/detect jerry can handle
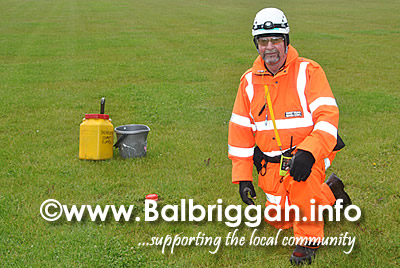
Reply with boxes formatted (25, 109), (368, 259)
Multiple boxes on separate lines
(100, 97), (105, 114)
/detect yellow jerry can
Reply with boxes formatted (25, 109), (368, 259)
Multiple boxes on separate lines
(79, 98), (113, 160)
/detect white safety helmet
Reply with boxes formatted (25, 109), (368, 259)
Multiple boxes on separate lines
(252, 8), (290, 50)
(252, 8), (289, 36)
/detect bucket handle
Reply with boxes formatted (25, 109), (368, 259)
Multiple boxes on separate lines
(114, 134), (128, 148)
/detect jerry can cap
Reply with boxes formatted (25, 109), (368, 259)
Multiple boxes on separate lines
(85, 114), (109, 119)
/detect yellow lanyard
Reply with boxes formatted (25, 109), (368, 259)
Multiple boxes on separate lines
(264, 84), (283, 151)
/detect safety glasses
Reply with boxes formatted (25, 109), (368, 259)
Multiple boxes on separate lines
(257, 37), (284, 46)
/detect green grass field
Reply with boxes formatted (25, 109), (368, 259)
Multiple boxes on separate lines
(0, 0), (399, 266)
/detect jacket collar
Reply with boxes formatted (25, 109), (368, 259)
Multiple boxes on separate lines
(252, 45), (299, 77)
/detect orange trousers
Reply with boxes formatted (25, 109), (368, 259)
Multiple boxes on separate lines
(258, 155), (336, 240)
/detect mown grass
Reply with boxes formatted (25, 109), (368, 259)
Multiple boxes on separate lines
(0, 0), (399, 266)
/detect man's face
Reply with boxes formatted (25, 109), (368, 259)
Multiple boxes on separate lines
(257, 36), (287, 68)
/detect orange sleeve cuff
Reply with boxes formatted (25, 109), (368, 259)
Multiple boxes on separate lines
(231, 158), (254, 183)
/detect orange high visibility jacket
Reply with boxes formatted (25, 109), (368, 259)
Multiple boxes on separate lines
(228, 45), (339, 183)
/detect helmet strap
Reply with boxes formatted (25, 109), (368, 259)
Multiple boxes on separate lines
(253, 37), (259, 51)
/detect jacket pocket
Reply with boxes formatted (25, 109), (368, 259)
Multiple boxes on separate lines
(257, 163), (281, 194)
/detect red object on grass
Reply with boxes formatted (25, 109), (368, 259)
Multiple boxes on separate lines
(145, 194), (159, 201)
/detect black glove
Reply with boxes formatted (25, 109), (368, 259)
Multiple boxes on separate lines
(253, 146), (266, 174)
(239, 181), (256, 205)
(289, 150), (315, 182)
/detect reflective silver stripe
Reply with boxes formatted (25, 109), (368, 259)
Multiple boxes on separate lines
(314, 121), (337, 139)
(230, 113), (256, 131)
(309, 97), (337, 114)
(228, 145), (254, 157)
(245, 72), (254, 103)
(324, 157), (331, 170)
(297, 62), (313, 126)
(263, 150), (282, 157)
(244, 72), (255, 124)
(230, 113), (252, 127)
(254, 117), (313, 131)
(249, 112), (255, 130)
(265, 193), (281, 205)
(265, 193), (289, 206)
(262, 147), (294, 157)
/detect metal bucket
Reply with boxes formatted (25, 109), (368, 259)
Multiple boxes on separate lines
(114, 124), (150, 158)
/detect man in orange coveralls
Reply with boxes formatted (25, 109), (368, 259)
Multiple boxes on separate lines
(228, 7), (352, 265)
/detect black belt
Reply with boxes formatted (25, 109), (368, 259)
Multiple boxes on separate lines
(263, 147), (294, 164)
(264, 155), (281, 163)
